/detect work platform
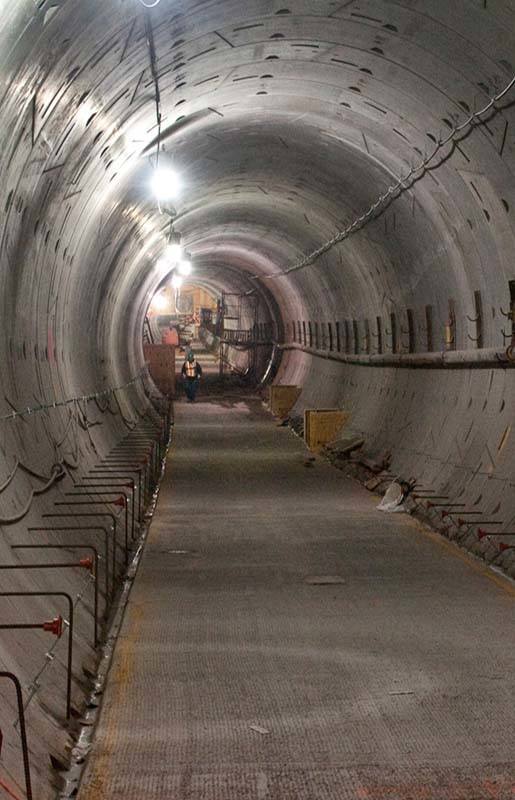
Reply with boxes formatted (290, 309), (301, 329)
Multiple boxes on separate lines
(79, 391), (515, 799)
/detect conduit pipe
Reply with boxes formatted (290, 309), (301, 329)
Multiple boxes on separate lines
(280, 343), (515, 369)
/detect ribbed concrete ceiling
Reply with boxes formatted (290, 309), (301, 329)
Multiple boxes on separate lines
(2, 0), (514, 412)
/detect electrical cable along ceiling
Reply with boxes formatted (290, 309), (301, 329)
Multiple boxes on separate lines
(0, 1), (515, 795)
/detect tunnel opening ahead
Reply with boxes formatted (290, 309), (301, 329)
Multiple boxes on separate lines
(0, 1), (515, 797)
(144, 276), (278, 391)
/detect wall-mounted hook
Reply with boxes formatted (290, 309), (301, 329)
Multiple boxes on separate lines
(443, 321), (455, 349)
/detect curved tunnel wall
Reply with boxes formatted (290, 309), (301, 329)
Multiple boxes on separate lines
(0, 0), (515, 795)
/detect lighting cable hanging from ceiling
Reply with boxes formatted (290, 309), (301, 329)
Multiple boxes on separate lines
(249, 74), (515, 285)
(143, 6), (164, 204)
(144, 5), (182, 235)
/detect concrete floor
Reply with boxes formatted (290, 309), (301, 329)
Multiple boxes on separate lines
(79, 376), (515, 799)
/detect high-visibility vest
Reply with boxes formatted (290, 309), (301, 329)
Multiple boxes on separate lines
(184, 361), (197, 378)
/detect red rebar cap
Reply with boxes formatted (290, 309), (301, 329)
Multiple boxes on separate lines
(499, 543), (512, 552)
(79, 556), (94, 570)
(478, 529), (489, 540)
(112, 496), (126, 508)
(43, 616), (63, 636)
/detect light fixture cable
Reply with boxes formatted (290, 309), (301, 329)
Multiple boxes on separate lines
(143, 5), (163, 210)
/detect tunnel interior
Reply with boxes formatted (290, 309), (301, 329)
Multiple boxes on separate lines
(0, 0), (515, 796)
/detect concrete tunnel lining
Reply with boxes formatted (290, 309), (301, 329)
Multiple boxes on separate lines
(0, 0), (514, 796)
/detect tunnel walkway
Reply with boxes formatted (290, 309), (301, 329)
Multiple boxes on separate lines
(79, 392), (515, 799)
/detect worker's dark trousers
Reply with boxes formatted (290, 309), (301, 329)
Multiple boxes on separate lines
(184, 378), (199, 402)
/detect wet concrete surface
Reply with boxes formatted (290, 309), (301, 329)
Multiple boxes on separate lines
(79, 370), (515, 799)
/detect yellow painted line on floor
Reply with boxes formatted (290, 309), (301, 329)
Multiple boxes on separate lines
(316, 464), (514, 601)
(404, 515), (515, 601)
(80, 605), (143, 799)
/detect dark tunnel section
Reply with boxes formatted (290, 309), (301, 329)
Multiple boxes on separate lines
(0, 0), (515, 795)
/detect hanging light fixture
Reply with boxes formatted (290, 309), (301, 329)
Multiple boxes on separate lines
(178, 259), (192, 277)
(165, 227), (183, 262)
(150, 167), (181, 201)
(164, 243), (183, 262)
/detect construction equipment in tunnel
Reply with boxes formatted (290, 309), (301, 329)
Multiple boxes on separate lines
(0, 591), (72, 720)
(98, 458), (152, 499)
(0, 581), (80, 721)
(53, 498), (129, 565)
(10, 546), (100, 646)
(143, 343), (175, 396)
(43, 511), (122, 581)
(218, 290), (260, 380)
(268, 385), (301, 418)
(68, 483), (136, 540)
(304, 409), (350, 451)
(93, 463), (150, 512)
(0, 616), (63, 636)
(0, 672), (33, 800)
(91, 444), (161, 509)
(110, 431), (165, 467)
(74, 480), (139, 525)
(88, 468), (145, 523)
(29, 526), (112, 605)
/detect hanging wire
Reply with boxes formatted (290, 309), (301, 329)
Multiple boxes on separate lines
(249, 74), (515, 284)
(143, 8), (162, 169)
(0, 366), (148, 423)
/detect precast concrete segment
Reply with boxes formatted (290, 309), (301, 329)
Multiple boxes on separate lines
(79, 399), (515, 800)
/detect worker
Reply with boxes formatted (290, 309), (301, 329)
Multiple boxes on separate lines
(162, 323), (179, 346)
(181, 350), (202, 402)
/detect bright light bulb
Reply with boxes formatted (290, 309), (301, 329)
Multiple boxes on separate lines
(171, 273), (183, 289)
(155, 256), (172, 277)
(150, 167), (181, 201)
(151, 292), (167, 311)
(178, 259), (192, 277)
(164, 243), (183, 262)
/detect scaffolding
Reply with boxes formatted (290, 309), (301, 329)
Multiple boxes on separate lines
(218, 292), (259, 379)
